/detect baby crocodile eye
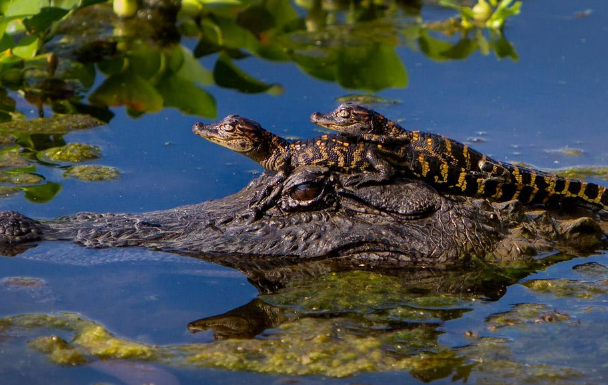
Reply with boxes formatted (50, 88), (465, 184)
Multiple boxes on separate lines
(338, 109), (351, 119)
(290, 182), (323, 201)
(222, 124), (236, 132)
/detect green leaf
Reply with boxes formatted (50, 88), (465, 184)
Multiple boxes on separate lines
(492, 32), (518, 60)
(4, 0), (46, 17)
(177, 47), (213, 85)
(50, 0), (81, 9)
(440, 37), (478, 60)
(418, 32), (454, 62)
(336, 44), (407, 91)
(214, 16), (260, 52)
(156, 74), (216, 117)
(23, 7), (69, 35)
(5, 165), (36, 174)
(126, 44), (162, 80)
(88, 72), (164, 113)
(21, 182), (61, 203)
(213, 54), (281, 93)
(12, 35), (40, 59)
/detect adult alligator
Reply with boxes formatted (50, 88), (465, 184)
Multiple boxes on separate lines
(0, 165), (604, 285)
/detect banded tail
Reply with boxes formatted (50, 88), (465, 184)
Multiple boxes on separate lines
(410, 154), (608, 210)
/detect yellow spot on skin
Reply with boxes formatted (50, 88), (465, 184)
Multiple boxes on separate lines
(457, 171), (467, 191)
(412, 132), (420, 142)
(546, 177), (557, 194)
(562, 178), (571, 197)
(578, 182), (589, 199)
(512, 183), (525, 200)
(493, 183), (504, 199)
(512, 166), (522, 184)
(529, 172), (537, 187)
(594, 186), (607, 204)
(441, 162), (449, 183)
(528, 186), (539, 203)
(377, 144), (382, 149)
(343, 142), (349, 147)
(463, 146), (471, 169)
(477, 180), (486, 195)
(321, 135), (328, 140)
(419, 154), (430, 177)
(445, 139), (453, 157)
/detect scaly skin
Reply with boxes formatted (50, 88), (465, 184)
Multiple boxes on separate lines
(192, 115), (395, 188)
(0, 167), (604, 281)
(311, 103), (608, 210)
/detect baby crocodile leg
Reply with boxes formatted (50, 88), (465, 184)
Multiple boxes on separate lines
(344, 149), (395, 187)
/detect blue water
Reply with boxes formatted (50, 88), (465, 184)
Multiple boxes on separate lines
(1, 0), (608, 384)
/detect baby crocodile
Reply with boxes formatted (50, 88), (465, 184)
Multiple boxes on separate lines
(192, 115), (402, 210)
(311, 103), (608, 210)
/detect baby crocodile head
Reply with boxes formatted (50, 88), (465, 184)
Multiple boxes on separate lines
(192, 115), (270, 154)
(310, 103), (379, 135)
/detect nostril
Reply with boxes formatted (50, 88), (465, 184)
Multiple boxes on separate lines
(310, 112), (322, 122)
(192, 122), (204, 133)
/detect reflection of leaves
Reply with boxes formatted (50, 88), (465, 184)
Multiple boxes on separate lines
(23, 7), (69, 35)
(213, 54), (282, 94)
(169, 46), (213, 86)
(89, 72), (163, 113)
(21, 182), (61, 203)
(157, 75), (216, 117)
(337, 44), (408, 91)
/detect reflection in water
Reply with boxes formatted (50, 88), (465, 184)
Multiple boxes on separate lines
(2, 256), (608, 381)
(0, 0), (521, 201)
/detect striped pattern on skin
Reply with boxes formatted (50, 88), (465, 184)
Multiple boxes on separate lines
(311, 105), (608, 210)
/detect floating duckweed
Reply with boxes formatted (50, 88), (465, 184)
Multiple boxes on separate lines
(38, 143), (102, 163)
(0, 114), (104, 135)
(523, 279), (608, 299)
(64, 165), (120, 181)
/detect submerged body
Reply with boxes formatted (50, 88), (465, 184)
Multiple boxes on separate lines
(311, 103), (608, 210)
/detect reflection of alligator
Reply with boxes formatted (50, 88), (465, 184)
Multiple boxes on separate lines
(0, 166), (604, 290)
(311, 103), (608, 210)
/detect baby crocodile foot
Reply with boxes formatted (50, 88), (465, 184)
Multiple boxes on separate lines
(0, 211), (42, 243)
(344, 172), (390, 187)
(478, 160), (513, 182)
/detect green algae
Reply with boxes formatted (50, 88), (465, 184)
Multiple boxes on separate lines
(38, 143), (102, 163)
(544, 147), (584, 157)
(28, 336), (87, 365)
(335, 94), (401, 105)
(262, 271), (474, 315)
(555, 166), (608, 181)
(486, 303), (570, 330)
(523, 278), (608, 299)
(572, 262), (608, 278)
(63, 165), (120, 181)
(1, 312), (460, 377)
(0, 115), (104, 135)
(0, 170), (44, 185)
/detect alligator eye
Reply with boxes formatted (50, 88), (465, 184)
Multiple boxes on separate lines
(222, 124), (236, 132)
(338, 109), (351, 119)
(290, 182), (323, 201)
